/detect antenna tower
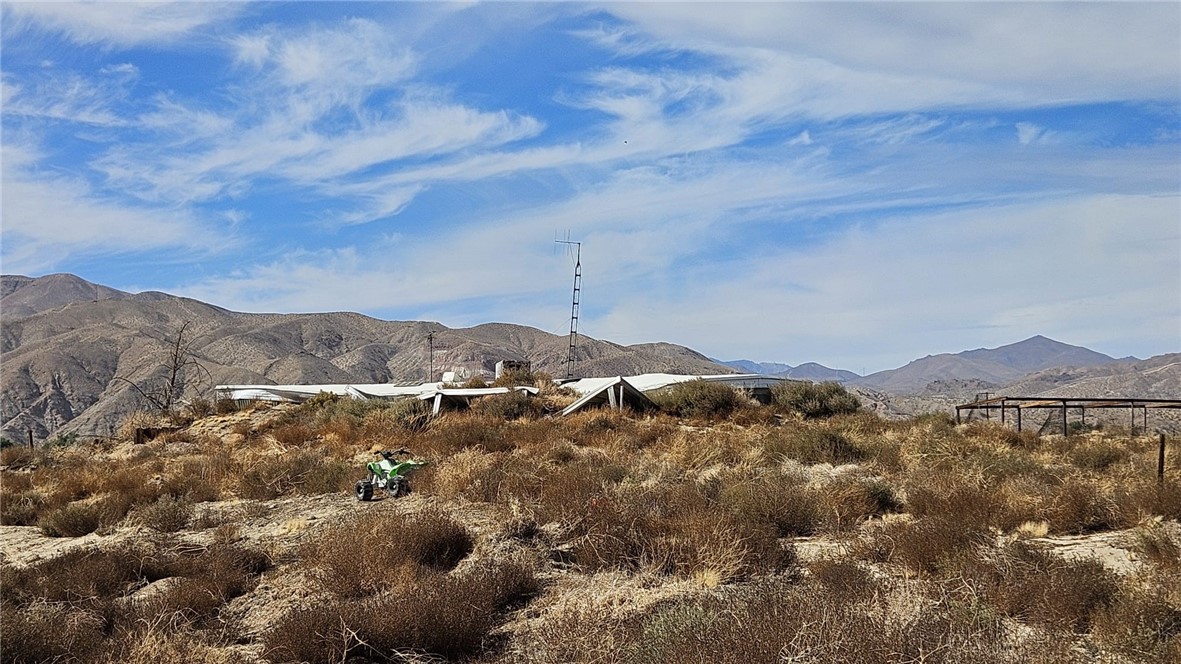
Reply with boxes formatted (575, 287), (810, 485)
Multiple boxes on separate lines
(555, 239), (582, 380)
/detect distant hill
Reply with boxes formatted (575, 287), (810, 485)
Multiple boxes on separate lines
(718, 359), (859, 382)
(852, 336), (1124, 395)
(862, 353), (1181, 431)
(0, 274), (734, 443)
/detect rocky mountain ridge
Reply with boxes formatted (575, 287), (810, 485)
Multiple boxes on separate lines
(0, 274), (732, 442)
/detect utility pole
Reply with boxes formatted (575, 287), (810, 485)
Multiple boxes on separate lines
(556, 239), (582, 380)
(427, 331), (435, 383)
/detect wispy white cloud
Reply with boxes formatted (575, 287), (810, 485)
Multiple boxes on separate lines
(3, 2), (240, 47)
(1, 67), (133, 126)
(590, 194), (1181, 371)
(0, 142), (232, 274)
(605, 3), (1181, 104)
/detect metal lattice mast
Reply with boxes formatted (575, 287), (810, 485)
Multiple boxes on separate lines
(556, 240), (581, 380)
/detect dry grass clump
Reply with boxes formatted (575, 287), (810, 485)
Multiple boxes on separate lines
(1091, 576), (1181, 661)
(721, 472), (822, 536)
(763, 426), (865, 464)
(266, 558), (541, 664)
(471, 390), (545, 420)
(650, 380), (749, 420)
(132, 494), (194, 532)
(37, 501), (104, 537)
(771, 380), (862, 419)
(960, 541), (1120, 632)
(562, 482), (797, 582)
(303, 505), (474, 599)
(1, 537), (272, 663)
(235, 449), (351, 500)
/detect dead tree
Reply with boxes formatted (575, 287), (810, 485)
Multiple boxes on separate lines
(114, 321), (213, 418)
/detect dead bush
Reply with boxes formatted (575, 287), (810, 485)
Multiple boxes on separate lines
(2, 546), (140, 606)
(858, 516), (986, 576)
(421, 415), (511, 455)
(0, 602), (108, 664)
(763, 427), (864, 465)
(471, 390), (543, 420)
(270, 422), (315, 447)
(1092, 584), (1181, 660)
(133, 494), (193, 532)
(1, 487), (47, 526)
(652, 380), (746, 420)
(566, 483), (796, 580)
(38, 501), (103, 537)
(721, 474), (821, 536)
(265, 560), (541, 663)
(807, 557), (879, 599)
(305, 507), (473, 599)
(1046, 474), (1120, 533)
(964, 540), (1119, 632)
(816, 477), (899, 532)
(772, 381), (861, 419)
(236, 450), (351, 499)
(1068, 439), (1130, 471)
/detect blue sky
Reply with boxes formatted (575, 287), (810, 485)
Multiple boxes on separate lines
(2, 1), (1179, 373)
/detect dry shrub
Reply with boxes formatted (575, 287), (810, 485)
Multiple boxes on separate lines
(1120, 479), (1181, 522)
(421, 415), (511, 455)
(38, 501), (103, 537)
(361, 397), (432, 435)
(721, 474), (821, 536)
(963, 540), (1119, 632)
(304, 506), (473, 598)
(2, 546), (140, 605)
(1, 445), (36, 468)
(471, 390), (544, 420)
(1092, 584), (1181, 660)
(137, 543), (272, 628)
(1046, 474), (1120, 533)
(236, 450), (351, 499)
(905, 476), (1006, 531)
(807, 557), (879, 599)
(160, 458), (226, 503)
(763, 426), (864, 465)
(1, 487), (47, 526)
(99, 627), (253, 664)
(270, 422), (315, 447)
(1068, 439), (1131, 471)
(652, 380), (746, 420)
(858, 516), (986, 576)
(117, 410), (164, 442)
(1133, 523), (1181, 568)
(0, 602), (108, 664)
(566, 483), (796, 580)
(265, 560), (540, 663)
(771, 381), (861, 419)
(133, 494), (193, 532)
(815, 477), (900, 532)
(618, 577), (1016, 664)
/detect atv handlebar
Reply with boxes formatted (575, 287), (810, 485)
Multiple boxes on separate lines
(378, 448), (411, 459)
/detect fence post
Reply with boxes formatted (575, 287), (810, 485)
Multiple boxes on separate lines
(1159, 432), (1167, 484)
(27, 428), (33, 451)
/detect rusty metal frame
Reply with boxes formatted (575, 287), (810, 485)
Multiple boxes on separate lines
(955, 396), (1181, 435)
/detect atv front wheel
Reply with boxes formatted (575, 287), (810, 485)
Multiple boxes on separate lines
(355, 480), (374, 501)
(388, 477), (411, 498)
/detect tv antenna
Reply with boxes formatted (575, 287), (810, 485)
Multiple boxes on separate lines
(555, 237), (582, 380)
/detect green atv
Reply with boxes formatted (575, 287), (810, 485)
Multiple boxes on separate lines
(355, 448), (428, 501)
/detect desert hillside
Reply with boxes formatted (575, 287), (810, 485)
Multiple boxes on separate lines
(0, 274), (732, 443)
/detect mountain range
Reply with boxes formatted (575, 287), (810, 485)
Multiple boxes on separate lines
(0, 274), (731, 442)
(1, 273), (1177, 443)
